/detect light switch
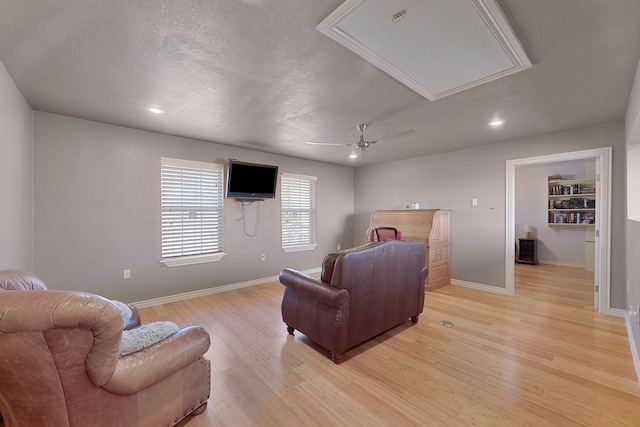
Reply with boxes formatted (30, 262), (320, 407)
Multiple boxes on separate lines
(472, 198), (478, 206)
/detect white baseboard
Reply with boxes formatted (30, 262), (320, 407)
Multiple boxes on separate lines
(625, 313), (640, 389)
(450, 279), (512, 295)
(605, 308), (626, 318)
(132, 267), (322, 308)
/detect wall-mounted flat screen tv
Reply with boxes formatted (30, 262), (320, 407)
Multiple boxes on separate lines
(226, 159), (279, 199)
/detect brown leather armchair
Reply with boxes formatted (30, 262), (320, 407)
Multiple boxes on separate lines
(0, 274), (211, 426)
(280, 240), (428, 363)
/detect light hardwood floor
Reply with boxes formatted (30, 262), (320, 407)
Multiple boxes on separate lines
(139, 264), (640, 427)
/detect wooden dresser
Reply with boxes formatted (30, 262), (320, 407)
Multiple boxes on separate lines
(366, 209), (450, 291)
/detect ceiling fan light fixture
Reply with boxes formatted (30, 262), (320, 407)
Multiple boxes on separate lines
(305, 123), (414, 156)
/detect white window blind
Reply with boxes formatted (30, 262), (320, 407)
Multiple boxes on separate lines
(281, 173), (317, 252)
(161, 158), (225, 266)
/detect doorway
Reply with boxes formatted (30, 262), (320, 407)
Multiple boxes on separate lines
(505, 148), (612, 313)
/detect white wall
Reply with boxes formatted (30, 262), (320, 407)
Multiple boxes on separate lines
(354, 121), (627, 309)
(0, 60), (33, 270)
(515, 160), (594, 267)
(33, 112), (354, 302)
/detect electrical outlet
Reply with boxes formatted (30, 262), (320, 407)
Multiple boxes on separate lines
(123, 269), (131, 279)
(261, 254), (266, 261)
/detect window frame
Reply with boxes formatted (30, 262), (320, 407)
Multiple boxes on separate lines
(160, 157), (226, 267)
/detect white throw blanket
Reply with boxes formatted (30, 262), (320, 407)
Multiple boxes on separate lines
(119, 321), (180, 357)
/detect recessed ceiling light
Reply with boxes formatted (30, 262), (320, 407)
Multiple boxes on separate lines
(146, 106), (165, 115)
(488, 120), (505, 126)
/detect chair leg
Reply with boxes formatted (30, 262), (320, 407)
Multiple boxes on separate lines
(411, 315), (419, 323)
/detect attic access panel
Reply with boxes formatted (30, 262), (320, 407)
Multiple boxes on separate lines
(317, 0), (531, 101)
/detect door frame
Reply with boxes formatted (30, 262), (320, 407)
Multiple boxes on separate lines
(505, 147), (612, 313)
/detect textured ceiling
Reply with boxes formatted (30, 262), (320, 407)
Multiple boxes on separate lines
(0, 0), (639, 167)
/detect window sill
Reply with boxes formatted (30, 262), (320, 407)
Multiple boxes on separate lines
(282, 244), (317, 253)
(161, 252), (226, 267)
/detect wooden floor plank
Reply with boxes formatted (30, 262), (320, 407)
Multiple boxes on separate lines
(144, 264), (640, 427)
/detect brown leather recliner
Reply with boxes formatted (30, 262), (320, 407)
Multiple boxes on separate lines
(0, 272), (211, 427)
(280, 240), (428, 363)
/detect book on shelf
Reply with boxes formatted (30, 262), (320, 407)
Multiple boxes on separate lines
(548, 212), (593, 224)
(555, 213), (568, 224)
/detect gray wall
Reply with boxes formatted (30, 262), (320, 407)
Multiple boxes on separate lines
(515, 160), (594, 266)
(33, 112), (354, 302)
(2, 52), (631, 315)
(0, 60), (33, 270)
(354, 121), (627, 309)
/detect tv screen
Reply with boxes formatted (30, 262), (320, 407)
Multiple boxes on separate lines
(226, 159), (279, 199)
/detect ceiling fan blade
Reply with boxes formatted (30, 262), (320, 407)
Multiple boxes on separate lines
(369, 128), (416, 145)
(305, 141), (353, 147)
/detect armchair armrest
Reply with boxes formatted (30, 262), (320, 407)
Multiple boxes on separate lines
(0, 290), (124, 386)
(102, 326), (210, 395)
(279, 268), (349, 309)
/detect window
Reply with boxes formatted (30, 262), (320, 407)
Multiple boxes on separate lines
(160, 158), (225, 267)
(281, 173), (317, 252)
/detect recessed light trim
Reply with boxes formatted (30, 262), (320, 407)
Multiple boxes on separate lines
(146, 106), (165, 115)
(489, 120), (505, 126)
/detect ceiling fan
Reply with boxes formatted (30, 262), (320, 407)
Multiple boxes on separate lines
(306, 124), (415, 156)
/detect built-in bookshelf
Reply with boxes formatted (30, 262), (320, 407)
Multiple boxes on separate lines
(548, 177), (596, 226)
